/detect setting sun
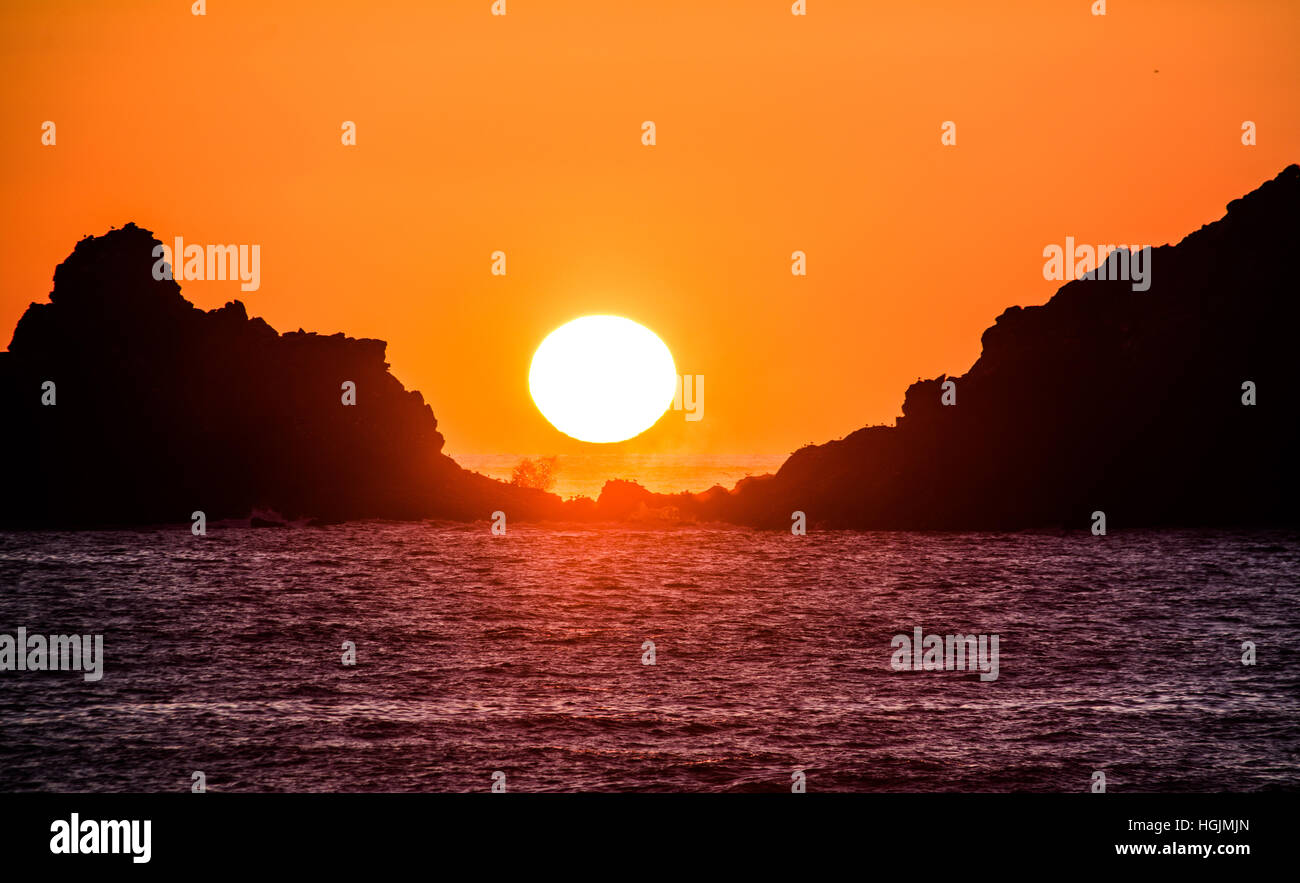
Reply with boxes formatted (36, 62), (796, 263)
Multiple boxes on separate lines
(528, 315), (677, 444)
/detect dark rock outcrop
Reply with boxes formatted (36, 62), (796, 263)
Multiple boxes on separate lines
(0, 223), (573, 527)
(614, 165), (1300, 529)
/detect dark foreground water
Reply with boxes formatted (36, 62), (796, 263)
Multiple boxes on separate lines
(0, 525), (1296, 792)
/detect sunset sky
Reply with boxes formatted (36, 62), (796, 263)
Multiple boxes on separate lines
(1, 0), (1296, 457)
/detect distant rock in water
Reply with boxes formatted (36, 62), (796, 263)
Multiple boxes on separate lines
(616, 165), (1300, 529)
(0, 223), (572, 527)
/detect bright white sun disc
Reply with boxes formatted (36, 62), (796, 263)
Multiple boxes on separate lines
(529, 315), (677, 444)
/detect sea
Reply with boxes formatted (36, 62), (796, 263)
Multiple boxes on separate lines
(1, 520), (1296, 792)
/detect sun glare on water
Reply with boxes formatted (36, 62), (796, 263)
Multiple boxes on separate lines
(529, 315), (677, 444)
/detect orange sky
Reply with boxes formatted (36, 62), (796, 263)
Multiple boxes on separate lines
(2, 0), (1297, 457)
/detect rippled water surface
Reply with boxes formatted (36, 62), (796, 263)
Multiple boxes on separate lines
(1, 525), (1297, 792)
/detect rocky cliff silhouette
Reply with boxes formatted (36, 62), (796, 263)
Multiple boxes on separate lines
(0, 223), (575, 527)
(3, 166), (1296, 530)
(607, 165), (1300, 529)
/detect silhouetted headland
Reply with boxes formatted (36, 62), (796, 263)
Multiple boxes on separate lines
(621, 165), (1299, 529)
(0, 224), (578, 527)
(2, 166), (1296, 529)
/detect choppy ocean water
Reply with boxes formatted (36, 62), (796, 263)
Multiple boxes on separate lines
(0, 524), (1296, 792)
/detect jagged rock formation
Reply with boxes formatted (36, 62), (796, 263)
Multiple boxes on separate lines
(4, 166), (1296, 530)
(0, 223), (572, 527)
(613, 165), (1300, 529)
